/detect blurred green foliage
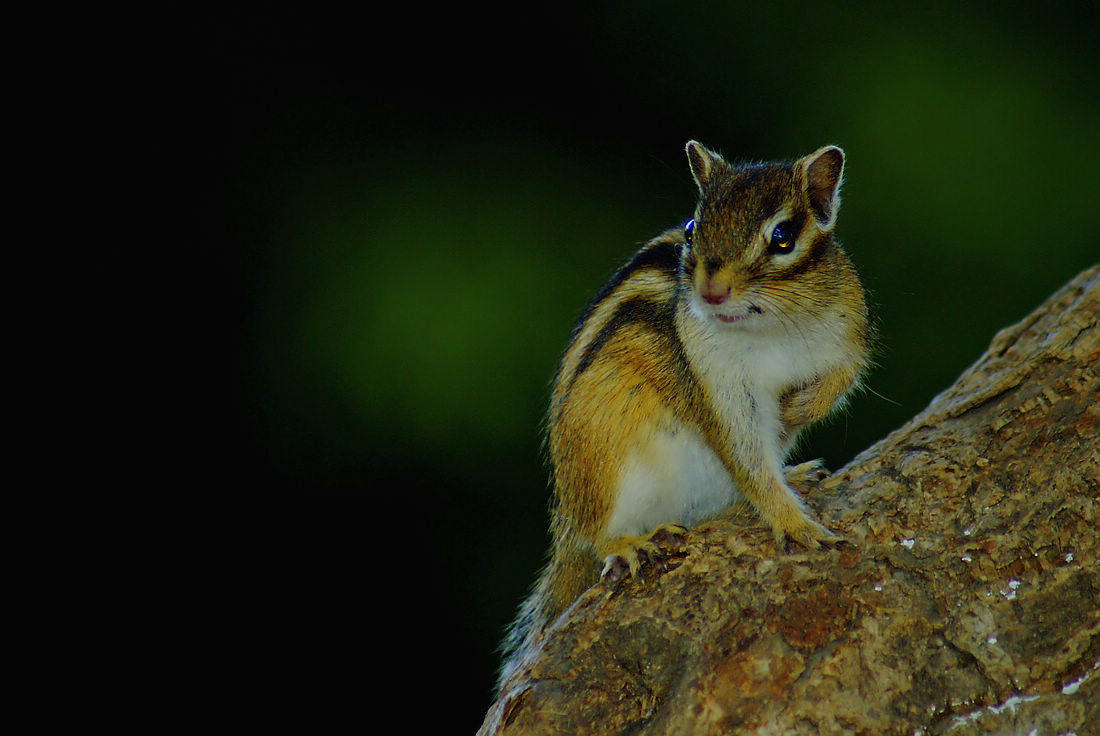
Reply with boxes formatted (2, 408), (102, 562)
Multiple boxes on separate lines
(227, 1), (1098, 726)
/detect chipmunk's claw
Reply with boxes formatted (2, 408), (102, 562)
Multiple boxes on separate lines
(601, 554), (630, 583)
(784, 459), (830, 485)
(600, 523), (688, 582)
(774, 517), (842, 553)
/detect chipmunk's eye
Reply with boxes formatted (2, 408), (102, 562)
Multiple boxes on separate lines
(684, 219), (695, 246)
(767, 221), (795, 255)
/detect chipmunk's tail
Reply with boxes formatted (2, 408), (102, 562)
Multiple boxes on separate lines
(497, 571), (550, 690)
(497, 529), (598, 691)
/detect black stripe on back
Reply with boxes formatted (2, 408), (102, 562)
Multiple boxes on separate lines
(570, 239), (682, 339)
(569, 295), (676, 391)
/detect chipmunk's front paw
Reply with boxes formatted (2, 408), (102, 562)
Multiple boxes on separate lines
(600, 523), (688, 583)
(773, 513), (841, 552)
(784, 459), (830, 485)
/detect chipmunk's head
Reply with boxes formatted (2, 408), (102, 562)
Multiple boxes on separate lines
(680, 140), (847, 331)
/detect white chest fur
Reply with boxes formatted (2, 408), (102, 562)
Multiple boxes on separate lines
(603, 305), (851, 541)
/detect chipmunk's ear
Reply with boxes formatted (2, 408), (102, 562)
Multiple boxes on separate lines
(686, 140), (728, 190)
(800, 145), (845, 229)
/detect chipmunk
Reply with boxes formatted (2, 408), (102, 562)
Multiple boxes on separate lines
(498, 141), (871, 688)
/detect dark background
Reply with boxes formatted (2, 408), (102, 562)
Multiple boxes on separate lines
(180, 2), (1096, 731)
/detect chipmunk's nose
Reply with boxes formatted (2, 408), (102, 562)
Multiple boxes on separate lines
(701, 279), (730, 305)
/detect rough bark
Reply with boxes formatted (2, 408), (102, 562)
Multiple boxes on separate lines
(479, 265), (1099, 736)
